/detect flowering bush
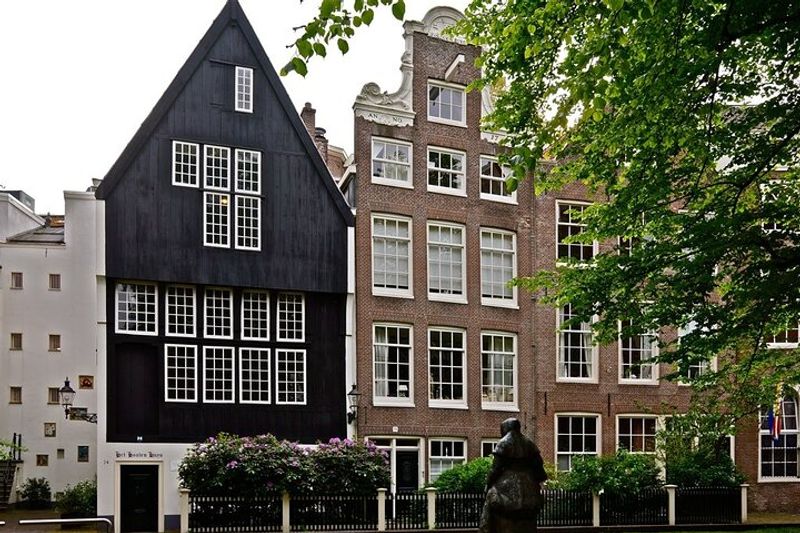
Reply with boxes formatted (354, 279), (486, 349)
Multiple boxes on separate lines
(179, 434), (389, 496)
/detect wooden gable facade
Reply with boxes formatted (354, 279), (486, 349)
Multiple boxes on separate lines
(96, 0), (353, 443)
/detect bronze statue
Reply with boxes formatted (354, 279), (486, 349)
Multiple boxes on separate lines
(480, 418), (547, 533)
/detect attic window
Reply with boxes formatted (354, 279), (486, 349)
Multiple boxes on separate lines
(235, 66), (253, 113)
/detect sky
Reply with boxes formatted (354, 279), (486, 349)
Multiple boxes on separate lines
(0, 0), (469, 214)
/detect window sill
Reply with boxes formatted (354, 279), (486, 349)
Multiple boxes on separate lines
(481, 403), (519, 413)
(373, 289), (414, 299)
(428, 294), (467, 305)
(429, 401), (468, 410)
(373, 400), (415, 408)
(756, 477), (800, 484)
(481, 298), (518, 309)
(618, 379), (659, 386)
(556, 377), (599, 384)
(371, 178), (414, 189)
(9, 287), (22, 290)
(427, 186), (467, 197)
(428, 116), (467, 128)
(479, 194), (517, 205)
(172, 180), (199, 189)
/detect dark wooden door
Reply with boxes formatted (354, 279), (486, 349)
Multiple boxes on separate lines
(120, 465), (158, 532)
(395, 451), (419, 492)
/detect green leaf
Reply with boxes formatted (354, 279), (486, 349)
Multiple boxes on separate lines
(337, 38), (350, 54)
(354, 0), (364, 11)
(353, 16), (362, 27)
(296, 39), (313, 59)
(391, 0), (405, 20)
(592, 110), (604, 122)
(279, 60), (294, 76)
(362, 8), (374, 25)
(604, 0), (624, 10)
(313, 43), (327, 57)
(291, 57), (308, 77)
(320, 0), (339, 18)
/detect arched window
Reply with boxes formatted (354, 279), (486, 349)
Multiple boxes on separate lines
(759, 395), (798, 479)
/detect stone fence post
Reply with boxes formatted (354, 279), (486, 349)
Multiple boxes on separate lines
(281, 491), (291, 533)
(377, 488), (387, 531)
(425, 487), (437, 530)
(665, 485), (677, 526)
(179, 488), (190, 533)
(740, 484), (749, 523)
(592, 492), (600, 527)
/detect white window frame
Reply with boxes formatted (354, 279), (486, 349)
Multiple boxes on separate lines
(479, 156), (517, 204)
(426, 146), (466, 196)
(371, 214), (413, 298)
(171, 140), (199, 188)
(427, 80), (466, 127)
(480, 228), (518, 308)
(481, 440), (499, 457)
(241, 290), (270, 341)
(115, 282), (158, 336)
(203, 346), (235, 404)
(239, 347), (271, 405)
(427, 221), (467, 304)
(165, 285), (196, 338)
(371, 137), (413, 188)
(203, 288), (233, 340)
(203, 192), (230, 248)
(556, 200), (598, 263)
(428, 438), (467, 482)
(204, 145), (231, 191)
(618, 321), (659, 385)
(480, 331), (519, 412)
(758, 394), (799, 482)
(557, 304), (598, 383)
(276, 348), (307, 405)
(555, 413), (601, 472)
(428, 327), (467, 409)
(766, 322), (800, 349)
(164, 344), (198, 403)
(373, 323), (414, 407)
(677, 321), (718, 384)
(234, 195), (261, 251)
(277, 293), (305, 342)
(235, 66), (253, 113)
(234, 149), (261, 194)
(616, 414), (660, 454)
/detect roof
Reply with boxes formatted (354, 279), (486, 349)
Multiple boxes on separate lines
(95, 0), (353, 226)
(7, 224), (65, 245)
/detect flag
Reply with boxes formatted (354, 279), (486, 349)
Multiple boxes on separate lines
(768, 385), (783, 443)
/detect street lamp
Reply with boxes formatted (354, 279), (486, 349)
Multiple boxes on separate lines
(346, 384), (361, 424)
(58, 378), (97, 424)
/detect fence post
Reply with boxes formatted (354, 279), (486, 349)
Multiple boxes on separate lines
(425, 487), (437, 530)
(740, 484), (749, 523)
(377, 488), (387, 532)
(592, 492), (600, 527)
(665, 484), (677, 526)
(281, 491), (290, 533)
(179, 488), (190, 533)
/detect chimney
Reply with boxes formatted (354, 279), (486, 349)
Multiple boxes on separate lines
(314, 127), (329, 165)
(300, 102), (316, 139)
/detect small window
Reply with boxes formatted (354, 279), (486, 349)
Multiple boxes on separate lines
(77, 446), (89, 463)
(481, 331), (517, 409)
(427, 222), (466, 302)
(371, 138), (412, 187)
(277, 293), (305, 342)
(558, 304), (595, 381)
(235, 149), (261, 194)
(47, 387), (60, 405)
(204, 288), (233, 339)
(10, 272), (23, 289)
(44, 423), (56, 438)
(557, 202), (596, 262)
(10, 387), (22, 404)
(429, 439), (466, 482)
(172, 141), (199, 187)
(276, 349), (306, 404)
(56, 449), (65, 460)
(204, 145), (231, 191)
(48, 334), (61, 352)
(242, 291), (269, 340)
(203, 346), (235, 403)
(481, 440), (499, 457)
(618, 416), (658, 453)
(166, 286), (196, 337)
(10, 333), (22, 351)
(556, 415), (599, 471)
(48, 274), (61, 291)
(36, 454), (48, 467)
(204, 192), (230, 248)
(767, 323), (800, 348)
(235, 66), (253, 113)
(480, 228), (517, 306)
(428, 82), (465, 126)
(115, 282), (157, 335)
(235, 195), (261, 251)
(427, 147), (466, 195)
(372, 214), (412, 297)
(165, 344), (198, 403)
(480, 157), (515, 203)
(428, 328), (466, 407)
(240, 348), (271, 404)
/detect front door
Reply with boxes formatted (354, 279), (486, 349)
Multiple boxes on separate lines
(395, 451), (419, 492)
(120, 465), (158, 532)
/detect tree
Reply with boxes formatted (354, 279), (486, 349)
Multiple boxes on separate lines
(292, 0), (800, 419)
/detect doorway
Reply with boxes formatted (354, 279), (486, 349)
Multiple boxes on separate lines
(120, 465), (158, 532)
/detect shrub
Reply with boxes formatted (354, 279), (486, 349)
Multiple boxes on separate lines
(18, 478), (51, 507)
(564, 450), (661, 495)
(666, 447), (744, 487)
(55, 480), (97, 517)
(311, 438), (390, 494)
(432, 457), (491, 493)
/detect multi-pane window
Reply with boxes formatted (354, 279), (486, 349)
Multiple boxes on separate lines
(687, 360), (711, 380)
(372, 215), (412, 296)
(481, 440), (499, 457)
(276, 349), (306, 404)
(116, 283), (157, 335)
(240, 348), (271, 404)
(558, 304), (594, 380)
(9, 387), (21, 404)
(373, 324), (412, 403)
(166, 286), (196, 337)
(480, 157), (515, 202)
(48, 274), (61, 291)
(767, 323), (800, 347)
(427, 222), (465, 301)
(556, 415), (599, 471)
(429, 440), (466, 482)
(557, 202), (595, 261)
(427, 148), (466, 194)
(204, 288), (233, 339)
(618, 416), (658, 453)
(10, 272), (23, 289)
(48, 334), (61, 352)
(372, 138), (412, 186)
(235, 149), (261, 194)
(277, 293), (305, 342)
(172, 141), (199, 187)
(481, 332), (516, 408)
(204, 192), (230, 248)
(235, 195), (261, 250)
(10, 333), (22, 351)
(203, 346), (235, 403)
(241, 291), (269, 340)
(165, 344), (197, 402)
(480, 229), (516, 305)
(760, 396), (798, 478)
(619, 320), (658, 382)
(204, 145), (230, 190)
(428, 328), (465, 406)
(428, 83), (465, 125)
(48, 387), (59, 405)
(235, 66), (253, 113)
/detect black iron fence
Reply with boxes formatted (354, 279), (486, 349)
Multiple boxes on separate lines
(435, 492), (483, 528)
(539, 488), (593, 527)
(385, 492), (427, 530)
(600, 487), (668, 525)
(676, 486), (741, 524)
(290, 494), (377, 531)
(189, 494), (281, 532)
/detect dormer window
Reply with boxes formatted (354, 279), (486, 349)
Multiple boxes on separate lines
(428, 81), (465, 126)
(235, 66), (253, 113)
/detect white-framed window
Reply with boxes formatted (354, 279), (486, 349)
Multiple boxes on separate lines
(427, 222), (466, 303)
(204, 145), (230, 191)
(558, 304), (595, 381)
(619, 320), (658, 383)
(617, 415), (658, 453)
(428, 81), (465, 126)
(480, 156), (516, 203)
(10, 272), (22, 289)
(276, 349), (306, 404)
(557, 201), (596, 262)
(556, 414), (600, 471)
(172, 141), (199, 187)
(759, 396), (798, 480)
(166, 285), (196, 337)
(767, 323), (800, 348)
(204, 288), (233, 339)
(373, 323), (413, 405)
(481, 440), (499, 457)
(115, 282), (157, 335)
(481, 331), (517, 410)
(427, 147), (466, 195)
(277, 293), (305, 342)
(203, 346), (235, 403)
(164, 344), (197, 402)
(241, 290), (269, 341)
(235, 66), (253, 113)
(204, 192), (230, 248)
(234, 149), (261, 195)
(480, 228), (517, 307)
(48, 274), (61, 291)
(240, 348), (271, 404)
(428, 328), (466, 408)
(235, 195), (261, 251)
(372, 214), (412, 297)
(371, 138), (412, 187)
(429, 439), (466, 482)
